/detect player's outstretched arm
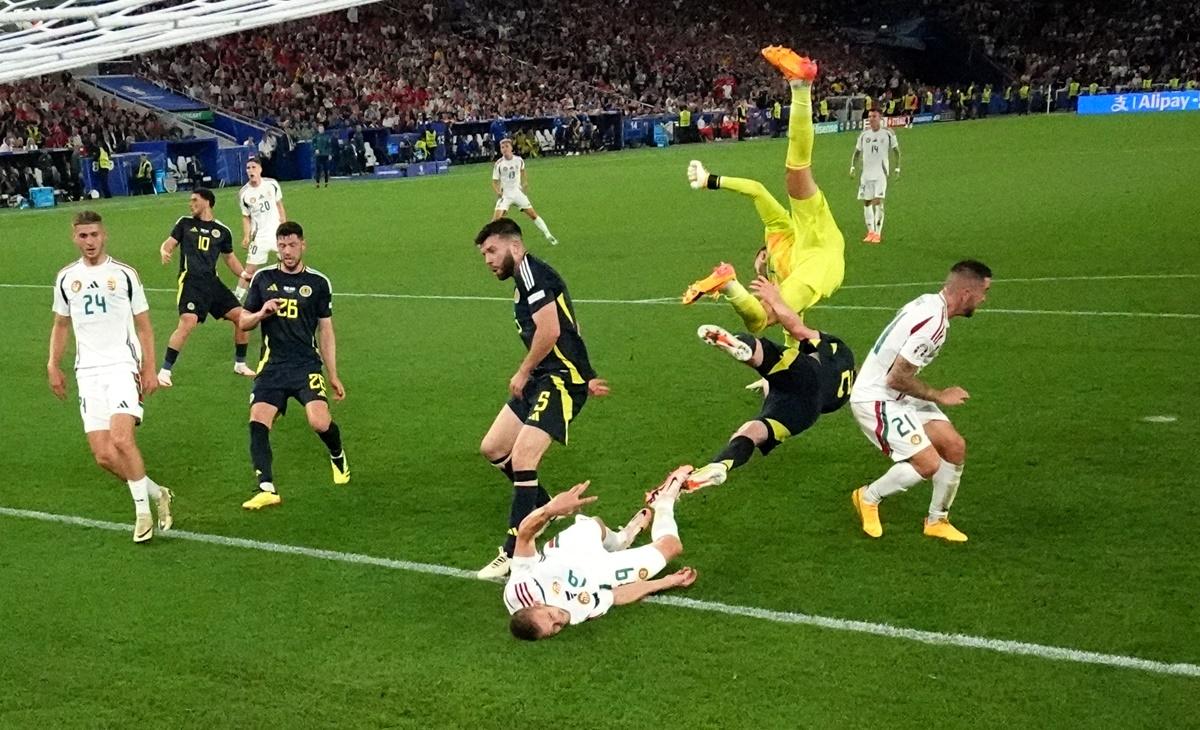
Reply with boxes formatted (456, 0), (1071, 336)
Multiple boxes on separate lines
(317, 317), (344, 400)
(886, 357), (969, 406)
(612, 568), (697, 606)
(850, 146), (861, 175)
(159, 236), (178, 265)
(276, 198), (287, 224)
(749, 277), (819, 342)
(47, 314), (70, 400)
(514, 481), (598, 557)
(133, 311), (158, 398)
(240, 215), (251, 249)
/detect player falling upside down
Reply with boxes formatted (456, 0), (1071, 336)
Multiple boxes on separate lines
(849, 109), (900, 244)
(475, 218), (609, 579)
(239, 221), (349, 510)
(683, 47), (845, 345)
(492, 138), (558, 245)
(680, 277), (856, 493)
(157, 188), (256, 387)
(48, 211), (173, 542)
(849, 260), (992, 542)
(504, 470), (697, 641)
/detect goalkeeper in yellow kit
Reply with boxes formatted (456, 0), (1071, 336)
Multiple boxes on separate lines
(682, 47), (845, 342)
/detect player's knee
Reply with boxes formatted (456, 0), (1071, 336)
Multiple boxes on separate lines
(306, 410), (331, 432)
(910, 449), (941, 479)
(656, 534), (683, 561)
(92, 445), (120, 472)
(940, 435), (967, 465)
(479, 436), (506, 462)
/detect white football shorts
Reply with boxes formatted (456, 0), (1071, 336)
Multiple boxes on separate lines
(77, 367), (144, 433)
(851, 398), (948, 462)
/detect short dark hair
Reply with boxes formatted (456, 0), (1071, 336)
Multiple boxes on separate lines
(246, 157), (262, 167)
(950, 259), (993, 280)
(276, 221), (304, 239)
(73, 210), (102, 226)
(509, 609), (541, 641)
(193, 187), (215, 208)
(475, 218), (522, 247)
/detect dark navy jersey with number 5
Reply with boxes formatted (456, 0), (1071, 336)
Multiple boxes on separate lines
(512, 254), (596, 384)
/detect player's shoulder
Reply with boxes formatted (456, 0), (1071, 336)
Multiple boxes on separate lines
(55, 258), (83, 283)
(250, 263), (280, 284)
(519, 254), (558, 284)
(173, 215), (191, 228)
(108, 256), (143, 282)
(212, 218), (234, 234)
(303, 266), (333, 291)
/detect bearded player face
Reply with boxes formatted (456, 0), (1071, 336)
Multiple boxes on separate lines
(479, 235), (518, 280)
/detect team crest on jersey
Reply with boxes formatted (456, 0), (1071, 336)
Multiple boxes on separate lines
(70, 280), (81, 293)
(638, 568), (649, 580)
(299, 285), (312, 297)
(551, 581), (562, 595)
(910, 435), (922, 445)
(578, 592), (591, 606)
(187, 302), (196, 311)
(106, 277), (117, 292)
(211, 229), (221, 238)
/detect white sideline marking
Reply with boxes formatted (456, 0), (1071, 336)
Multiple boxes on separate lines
(1141, 415), (1178, 423)
(1, 280), (1198, 319)
(2, 505), (1197, 679)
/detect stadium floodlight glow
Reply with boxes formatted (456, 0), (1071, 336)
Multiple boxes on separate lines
(0, 0), (384, 84)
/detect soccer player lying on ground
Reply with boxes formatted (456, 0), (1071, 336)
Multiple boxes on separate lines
(682, 277), (856, 492)
(683, 46), (845, 345)
(504, 469), (698, 641)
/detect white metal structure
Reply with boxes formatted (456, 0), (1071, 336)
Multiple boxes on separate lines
(0, 0), (383, 84)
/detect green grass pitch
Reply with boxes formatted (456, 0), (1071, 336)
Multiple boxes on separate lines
(1, 113), (1197, 728)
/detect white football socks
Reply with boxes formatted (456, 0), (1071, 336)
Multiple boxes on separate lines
(929, 461), (964, 521)
(651, 502), (678, 541)
(863, 205), (875, 233)
(145, 476), (162, 500)
(874, 202), (886, 235)
(127, 477), (151, 516)
(863, 462), (923, 504)
(532, 216), (554, 240)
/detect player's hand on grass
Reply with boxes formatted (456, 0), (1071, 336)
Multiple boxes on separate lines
(666, 567), (698, 589)
(587, 378), (610, 397)
(545, 480), (598, 517)
(509, 368), (531, 398)
(936, 386), (970, 406)
(329, 376), (346, 401)
(47, 365), (67, 400)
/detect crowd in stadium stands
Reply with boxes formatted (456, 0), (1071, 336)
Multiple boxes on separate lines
(2, 0), (1197, 200)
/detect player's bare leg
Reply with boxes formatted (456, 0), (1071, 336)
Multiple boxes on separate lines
(305, 399), (348, 486)
(158, 313), (199, 386)
(244, 402), (282, 509)
(89, 414), (169, 541)
(479, 421), (555, 580)
(520, 206), (557, 245)
(225, 307), (255, 376)
(921, 420), (968, 542)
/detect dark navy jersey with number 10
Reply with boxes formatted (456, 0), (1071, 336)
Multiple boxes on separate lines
(245, 264), (333, 373)
(512, 254), (596, 384)
(170, 216), (234, 279)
